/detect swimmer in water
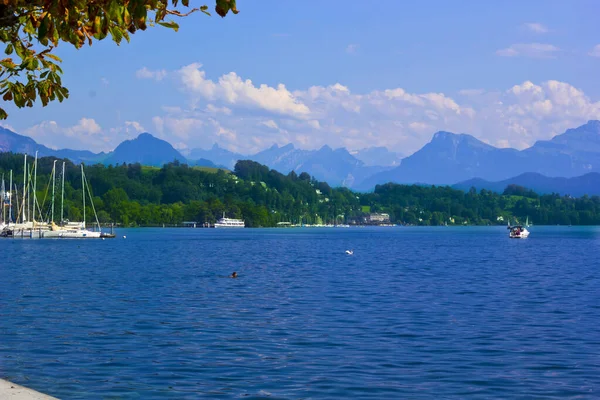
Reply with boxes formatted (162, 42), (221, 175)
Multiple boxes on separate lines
(231, 272), (238, 278)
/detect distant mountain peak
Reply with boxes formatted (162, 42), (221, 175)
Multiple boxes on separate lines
(431, 131), (456, 140)
(107, 131), (185, 167)
(134, 132), (159, 141)
(540, 119), (600, 151)
(428, 131), (492, 150)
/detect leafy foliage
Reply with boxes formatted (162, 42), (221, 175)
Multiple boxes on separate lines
(0, 0), (239, 119)
(2, 154), (600, 227)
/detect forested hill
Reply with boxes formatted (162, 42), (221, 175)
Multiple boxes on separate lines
(1, 153), (600, 226)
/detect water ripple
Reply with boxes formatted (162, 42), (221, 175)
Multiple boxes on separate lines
(1, 226), (599, 398)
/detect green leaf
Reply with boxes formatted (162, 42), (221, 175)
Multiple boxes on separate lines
(38, 16), (50, 40)
(93, 16), (102, 35)
(158, 21), (179, 32)
(45, 53), (62, 62)
(182, 0), (189, 6)
(0, 59), (17, 69)
(0, 108), (8, 120)
(215, 0), (239, 17)
(109, 27), (124, 44)
(14, 43), (25, 60)
(5, 44), (13, 55)
(123, 7), (131, 26)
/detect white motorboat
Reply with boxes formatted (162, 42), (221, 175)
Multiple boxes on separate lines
(508, 217), (530, 239)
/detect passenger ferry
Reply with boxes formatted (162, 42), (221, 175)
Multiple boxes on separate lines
(214, 212), (245, 228)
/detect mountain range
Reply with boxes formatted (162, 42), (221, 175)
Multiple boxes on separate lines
(358, 120), (600, 190)
(453, 172), (600, 197)
(0, 126), (396, 187)
(2, 120), (600, 196)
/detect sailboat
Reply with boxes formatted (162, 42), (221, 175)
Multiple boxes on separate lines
(43, 163), (105, 238)
(1, 152), (48, 238)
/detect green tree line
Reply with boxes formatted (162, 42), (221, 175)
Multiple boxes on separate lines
(1, 153), (600, 227)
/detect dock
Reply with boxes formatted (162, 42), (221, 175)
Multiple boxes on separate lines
(0, 379), (58, 399)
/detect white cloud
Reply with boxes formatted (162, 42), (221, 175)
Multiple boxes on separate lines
(152, 116), (204, 140)
(68, 118), (102, 136)
(205, 104), (232, 115)
(0, 123), (16, 132)
(23, 61), (600, 157)
(346, 44), (359, 54)
(589, 44), (600, 58)
(124, 121), (145, 133)
(136, 67), (168, 81)
(22, 118), (122, 151)
(177, 63), (310, 118)
(185, 77), (598, 154)
(308, 120), (321, 129)
(496, 43), (560, 58)
(409, 122), (431, 132)
(524, 22), (548, 34)
(260, 120), (279, 129)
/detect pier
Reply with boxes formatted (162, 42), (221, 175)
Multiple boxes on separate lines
(0, 379), (58, 399)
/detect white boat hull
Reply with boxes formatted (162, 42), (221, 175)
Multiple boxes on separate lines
(509, 228), (530, 239)
(214, 223), (245, 228)
(43, 229), (102, 238)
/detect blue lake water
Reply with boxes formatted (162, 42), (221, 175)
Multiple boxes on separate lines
(1, 226), (600, 399)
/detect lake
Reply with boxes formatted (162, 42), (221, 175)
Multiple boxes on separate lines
(1, 226), (599, 399)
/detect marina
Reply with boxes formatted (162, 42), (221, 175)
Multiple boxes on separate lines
(0, 154), (114, 240)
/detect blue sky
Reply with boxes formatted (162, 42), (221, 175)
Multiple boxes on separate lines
(2, 0), (600, 154)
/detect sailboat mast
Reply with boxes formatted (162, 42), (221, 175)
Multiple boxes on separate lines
(22, 154), (26, 223)
(2, 174), (5, 224)
(8, 170), (12, 224)
(81, 164), (85, 227)
(61, 162), (65, 226)
(27, 163), (30, 222)
(51, 160), (57, 223)
(32, 151), (38, 223)
(14, 184), (19, 225)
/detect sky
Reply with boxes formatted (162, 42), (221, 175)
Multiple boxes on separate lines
(1, 0), (600, 155)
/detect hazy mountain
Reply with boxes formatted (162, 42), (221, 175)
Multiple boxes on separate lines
(6, 120), (600, 190)
(453, 172), (600, 197)
(358, 120), (600, 190)
(103, 133), (189, 167)
(186, 143), (244, 169)
(296, 145), (365, 187)
(521, 120), (600, 177)
(247, 144), (392, 187)
(0, 126), (105, 163)
(188, 143), (394, 187)
(251, 144), (311, 173)
(351, 146), (404, 167)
